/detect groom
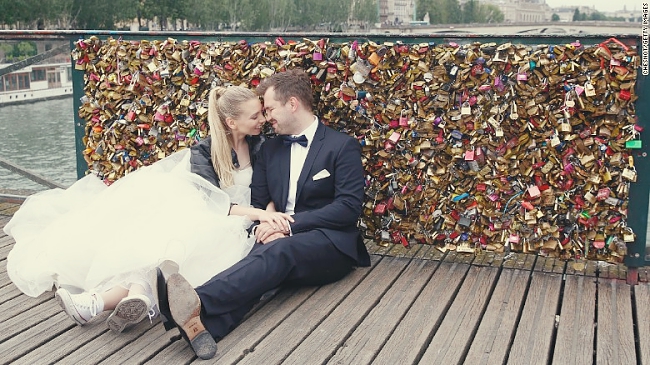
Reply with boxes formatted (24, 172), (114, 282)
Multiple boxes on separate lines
(159, 69), (371, 359)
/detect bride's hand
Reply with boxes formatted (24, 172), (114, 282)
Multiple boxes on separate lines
(257, 211), (294, 232)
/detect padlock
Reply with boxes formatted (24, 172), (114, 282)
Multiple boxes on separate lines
(622, 166), (637, 182)
(399, 110), (409, 127)
(527, 185), (541, 198)
(461, 101), (471, 115)
(626, 139), (643, 149)
(584, 190), (596, 204)
(374, 202), (387, 215)
(619, 89), (631, 101)
(584, 81), (596, 97)
(464, 147), (475, 161)
(623, 228), (636, 242)
(559, 119), (572, 133)
(458, 214), (471, 227)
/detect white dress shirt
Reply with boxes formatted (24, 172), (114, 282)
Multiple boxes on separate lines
(285, 117), (319, 215)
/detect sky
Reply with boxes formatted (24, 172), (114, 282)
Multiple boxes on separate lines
(543, 0), (643, 13)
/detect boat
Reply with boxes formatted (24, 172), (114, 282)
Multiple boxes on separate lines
(0, 62), (73, 106)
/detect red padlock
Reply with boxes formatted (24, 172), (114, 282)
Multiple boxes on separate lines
(373, 202), (387, 215)
(619, 89), (631, 101)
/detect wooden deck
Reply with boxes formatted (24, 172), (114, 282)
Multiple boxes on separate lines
(2, 199), (650, 365)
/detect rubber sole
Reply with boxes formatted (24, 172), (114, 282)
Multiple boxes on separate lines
(106, 297), (150, 333)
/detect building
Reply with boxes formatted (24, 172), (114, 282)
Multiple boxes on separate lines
(379, 0), (416, 25)
(473, 0), (552, 22)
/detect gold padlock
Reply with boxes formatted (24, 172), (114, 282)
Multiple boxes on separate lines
(623, 228), (636, 243)
(622, 166), (637, 182)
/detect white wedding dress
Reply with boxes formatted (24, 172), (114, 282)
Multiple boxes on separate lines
(4, 148), (255, 297)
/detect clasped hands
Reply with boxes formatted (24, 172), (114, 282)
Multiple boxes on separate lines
(255, 211), (294, 244)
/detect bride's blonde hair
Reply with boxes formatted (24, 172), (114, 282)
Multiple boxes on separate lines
(208, 86), (258, 188)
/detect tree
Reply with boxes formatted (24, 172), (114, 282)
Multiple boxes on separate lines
(551, 13), (560, 21)
(572, 8), (580, 21)
(478, 4), (503, 23)
(352, 0), (379, 25)
(418, 0), (461, 24)
(462, 0), (477, 23)
(589, 11), (606, 21)
(140, 0), (188, 30)
(461, 0), (502, 24)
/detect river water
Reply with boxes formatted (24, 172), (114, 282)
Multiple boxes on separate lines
(0, 97), (77, 193)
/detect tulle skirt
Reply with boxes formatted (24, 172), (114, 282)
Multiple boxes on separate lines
(4, 149), (255, 297)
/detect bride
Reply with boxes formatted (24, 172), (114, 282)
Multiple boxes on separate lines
(4, 85), (291, 333)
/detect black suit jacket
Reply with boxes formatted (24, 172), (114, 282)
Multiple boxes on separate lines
(251, 122), (371, 267)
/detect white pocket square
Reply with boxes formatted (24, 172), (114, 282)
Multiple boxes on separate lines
(312, 169), (331, 180)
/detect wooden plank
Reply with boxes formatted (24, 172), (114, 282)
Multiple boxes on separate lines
(324, 259), (439, 365)
(635, 283), (650, 365)
(586, 260), (598, 277)
(566, 260), (588, 276)
(507, 272), (562, 365)
(216, 258), (372, 364)
(638, 267), (650, 283)
(475, 251), (505, 267)
(279, 256), (410, 365)
(174, 285), (326, 364)
(385, 242), (422, 258)
(0, 244), (12, 261)
(1, 299), (60, 342)
(464, 269), (530, 365)
(486, 251), (506, 267)
(58, 318), (159, 364)
(551, 258), (566, 274)
(415, 244), (445, 261)
(0, 284), (22, 305)
(365, 239), (391, 255)
(13, 313), (109, 364)
(0, 235), (14, 249)
(552, 275), (597, 364)
(596, 278), (636, 365)
(0, 205), (19, 216)
(419, 266), (499, 365)
(0, 292), (53, 323)
(504, 253), (532, 270)
(0, 216), (10, 237)
(533, 256), (548, 272)
(147, 339), (193, 364)
(0, 312), (74, 364)
(98, 325), (172, 364)
(0, 202), (14, 212)
(0, 270), (11, 288)
(372, 261), (471, 365)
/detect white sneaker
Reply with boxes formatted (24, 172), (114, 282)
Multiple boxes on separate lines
(55, 288), (103, 325)
(106, 294), (153, 333)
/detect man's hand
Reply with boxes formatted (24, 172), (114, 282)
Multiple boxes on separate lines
(261, 232), (287, 244)
(255, 222), (288, 244)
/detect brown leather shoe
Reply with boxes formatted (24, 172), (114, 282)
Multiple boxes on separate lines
(166, 273), (217, 360)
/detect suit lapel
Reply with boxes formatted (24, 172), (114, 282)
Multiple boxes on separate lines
(277, 141), (292, 211)
(296, 123), (325, 201)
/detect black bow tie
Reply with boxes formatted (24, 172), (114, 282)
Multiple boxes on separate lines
(281, 135), (308, 147)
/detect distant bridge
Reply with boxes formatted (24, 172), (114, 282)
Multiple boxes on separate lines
(368, 21), (639, 36)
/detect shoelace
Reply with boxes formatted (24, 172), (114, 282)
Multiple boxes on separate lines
(90, 295), (99, 317)
(78, 292), (99, 318)
(147, 303), (159, 324)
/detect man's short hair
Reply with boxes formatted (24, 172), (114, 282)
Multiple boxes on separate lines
(257, 69), (314, 111)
